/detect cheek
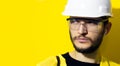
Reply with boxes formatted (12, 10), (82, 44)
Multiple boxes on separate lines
(88, 30), (104, 42)
(90, 26), (104, 39)
(70, 30), (77, 38)
(88, 32), (99, 40)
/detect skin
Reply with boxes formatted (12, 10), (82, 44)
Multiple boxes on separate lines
(69, 16), (112, 64)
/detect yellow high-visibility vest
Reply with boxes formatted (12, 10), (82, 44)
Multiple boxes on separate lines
(37, 55), (120, 66)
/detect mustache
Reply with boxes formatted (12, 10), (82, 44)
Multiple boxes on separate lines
(73, 35), (93, 42)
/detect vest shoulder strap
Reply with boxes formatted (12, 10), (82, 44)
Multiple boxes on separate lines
(56, 56), (60, 66)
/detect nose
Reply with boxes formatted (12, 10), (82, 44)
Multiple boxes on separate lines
(78, 22), (88, 35)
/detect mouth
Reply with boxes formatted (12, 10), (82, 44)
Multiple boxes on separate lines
(75, 37), (89, 43)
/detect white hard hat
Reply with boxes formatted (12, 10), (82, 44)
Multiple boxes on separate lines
(62, 0), (112, 17)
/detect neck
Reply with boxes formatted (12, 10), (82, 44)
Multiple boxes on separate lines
(69, 50), (101, 64)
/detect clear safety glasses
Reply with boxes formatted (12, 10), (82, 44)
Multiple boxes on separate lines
(67, 17), (108, 32)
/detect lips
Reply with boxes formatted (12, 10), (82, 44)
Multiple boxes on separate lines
(76, 37), (89, 43)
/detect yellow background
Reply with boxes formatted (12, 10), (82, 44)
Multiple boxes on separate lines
(0, 0), (120, 66)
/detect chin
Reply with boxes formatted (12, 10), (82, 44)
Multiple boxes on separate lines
(74, 41), (92, 49)
(75, 43), (101, 53)
(73, 42), (100, 53)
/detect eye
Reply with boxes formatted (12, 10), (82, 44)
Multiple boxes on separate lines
(70, 19), (76, 23)
(86, 20), (100, 25)
(68, 18), (79, 24)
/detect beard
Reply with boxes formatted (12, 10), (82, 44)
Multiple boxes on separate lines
(70, 29), (105, 54)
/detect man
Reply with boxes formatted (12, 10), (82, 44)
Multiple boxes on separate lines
(37, 0), (120, 66)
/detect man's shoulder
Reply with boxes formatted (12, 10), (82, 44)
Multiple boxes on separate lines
(101, 56), (120, 66)
(109, 60), (120, 66)
(36, 54), (67, 66)
(37, 56), (57, 66)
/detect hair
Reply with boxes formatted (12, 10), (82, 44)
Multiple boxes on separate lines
(100, 16), (110, 26)
(103, 20), (109, 26)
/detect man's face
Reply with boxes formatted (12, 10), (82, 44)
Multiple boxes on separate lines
(69, 16), (107, 54)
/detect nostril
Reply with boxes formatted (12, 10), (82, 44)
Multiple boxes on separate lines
(81, 31), (88, 36)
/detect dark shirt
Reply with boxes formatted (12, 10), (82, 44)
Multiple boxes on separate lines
(62, 53), (100, 66)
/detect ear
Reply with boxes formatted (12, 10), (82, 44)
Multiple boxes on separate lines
(104, 22), (112, 35)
